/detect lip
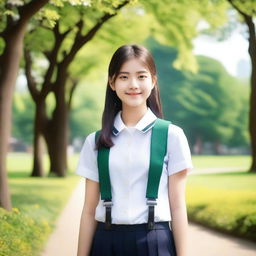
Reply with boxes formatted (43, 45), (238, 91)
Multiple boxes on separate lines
(126, 92), (142, 96)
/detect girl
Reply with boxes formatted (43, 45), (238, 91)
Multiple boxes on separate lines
(76, 44), (193, 256)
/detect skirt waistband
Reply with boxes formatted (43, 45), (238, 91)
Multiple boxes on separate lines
(96, 221), (171, 232)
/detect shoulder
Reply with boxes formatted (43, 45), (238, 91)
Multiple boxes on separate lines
(82, 131), (97, 151)
(165, 123), (193, 175)
(156, 119), (185, 140)
(166, 123), (190, 149)
(167, 123), (185, 138)
(86, 131), (97, 142)
(166, 123), (190, 154)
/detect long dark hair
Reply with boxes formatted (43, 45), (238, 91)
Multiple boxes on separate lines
(96, 44), (163, 149)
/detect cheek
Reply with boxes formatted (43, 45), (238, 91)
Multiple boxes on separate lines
(144, 82), (154, 93)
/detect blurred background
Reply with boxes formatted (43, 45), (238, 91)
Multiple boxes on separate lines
(0, 0), (255, 255)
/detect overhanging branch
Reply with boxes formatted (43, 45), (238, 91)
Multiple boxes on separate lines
(61, 0), (130, 68)
(18, 0), (49, 25)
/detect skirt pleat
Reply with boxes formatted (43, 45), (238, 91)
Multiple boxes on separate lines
(90, 229), (113, 256)
(90, 222), (176, 256)
(147, 230), (158, 256)
(135, 231), (149, 256)
(156, 229), (176, 256)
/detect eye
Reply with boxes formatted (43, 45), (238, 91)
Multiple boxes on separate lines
(138, 75), (147, 79)
(119, 75), (128, 80)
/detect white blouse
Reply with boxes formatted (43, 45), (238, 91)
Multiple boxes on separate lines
(76, 108), (193, 224)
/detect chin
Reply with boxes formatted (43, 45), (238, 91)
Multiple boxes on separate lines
(123, 101), (146, 108)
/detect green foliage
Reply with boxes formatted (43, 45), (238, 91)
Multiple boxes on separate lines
(187, 56), (249, 146)
(201, 0), (255, 41)
(149, 39), (249, 147)
(22, 0), (155, 143)
(229, 0), (256, 17)
(69, 79), (104, 140)
(183, 56), (240, 142)
(141, 0), (228, 71)
(187, 171), (256, 241)
(0, 207), (51, 256)
(12, 92), (34, 144)
(67, 2), (154, 80)
(36, 7), (60, 28)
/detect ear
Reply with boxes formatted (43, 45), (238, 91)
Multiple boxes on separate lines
(109, 77), (115, 91)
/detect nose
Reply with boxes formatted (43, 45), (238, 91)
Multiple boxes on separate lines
(129, 77), (139, 89)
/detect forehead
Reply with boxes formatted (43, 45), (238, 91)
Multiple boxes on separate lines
(119, 58), (149, 73)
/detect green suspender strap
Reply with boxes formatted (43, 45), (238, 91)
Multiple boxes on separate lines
(146, 118), (171, 229)
(95, 131), (113, 229)
(96, 118), (171, 230)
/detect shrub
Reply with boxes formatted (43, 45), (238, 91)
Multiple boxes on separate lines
(0, 206), (51, 256)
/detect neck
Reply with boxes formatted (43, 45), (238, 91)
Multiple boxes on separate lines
(121, 105), (148, 127)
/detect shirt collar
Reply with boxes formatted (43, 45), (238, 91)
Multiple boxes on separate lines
(112, 108), (157, 136)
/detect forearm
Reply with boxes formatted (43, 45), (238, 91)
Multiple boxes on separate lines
(171, 204), (189, 256)
(77, 210), (97, 256)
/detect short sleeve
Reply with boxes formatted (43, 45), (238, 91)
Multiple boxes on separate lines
(75, 132), (99, 182)
(167, 124), (193, 176)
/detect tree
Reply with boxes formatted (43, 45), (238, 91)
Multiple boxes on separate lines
(0, 0), (50, 210)
(226, 0), (256, 171)
(150, 40), (248, 154)
(24, 0), (131, 177)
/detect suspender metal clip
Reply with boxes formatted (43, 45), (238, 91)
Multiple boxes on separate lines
(147, 198), (157, 230)
(103, 199), (113, 230)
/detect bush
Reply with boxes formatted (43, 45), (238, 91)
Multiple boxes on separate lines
(187, 177), (256, 242)
(0, 206), (51, 256)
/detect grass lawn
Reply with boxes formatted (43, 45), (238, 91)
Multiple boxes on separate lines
(0, 153), (80, 256)
(191, 155), (251, 169)
(187, 167), (256, 241)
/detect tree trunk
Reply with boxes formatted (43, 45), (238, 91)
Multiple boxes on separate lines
(249, 31), (256, 172)
(247, 18), (256, 173)
(0, 0), (49, 210)
(194, 135), (203, 155)
(213, 139), (221, 155)
(44, 86), (68, 177)
(227, 0), (256, 172)
(31, 101), (47, 177)
(0, 27), (26, 210)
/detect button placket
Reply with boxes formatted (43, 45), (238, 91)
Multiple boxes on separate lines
(126, 129), (134, 222)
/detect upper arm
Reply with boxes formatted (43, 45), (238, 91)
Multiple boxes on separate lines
(82, 178), (100, 216)
(168, 169), (188, 212)
(167, 125), (193, 176)
(76, 132), (99, 182)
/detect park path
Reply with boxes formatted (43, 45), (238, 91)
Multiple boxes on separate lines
(41, 169), (256, 256)
(41, 179), (84, 256)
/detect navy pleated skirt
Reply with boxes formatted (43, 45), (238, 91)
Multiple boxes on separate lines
(90, 221), (176, 256)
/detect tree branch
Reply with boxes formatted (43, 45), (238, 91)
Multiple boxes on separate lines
(67, 77), (78, 110)
(18, 0), (49, 25)
(5, 2), (16, 28)
(61, 0), (130, 69)
(24, 48), (39, 102)
(227, 0), (256, 56)
(227, 0), (251, 21)
(2, 0), (49, 39)
(41, 21), (72, 98)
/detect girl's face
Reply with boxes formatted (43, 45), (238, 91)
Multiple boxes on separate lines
(109, 58), (155, 111)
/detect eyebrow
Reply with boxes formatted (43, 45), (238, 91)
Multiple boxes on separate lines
(118, 71), (149, 74)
